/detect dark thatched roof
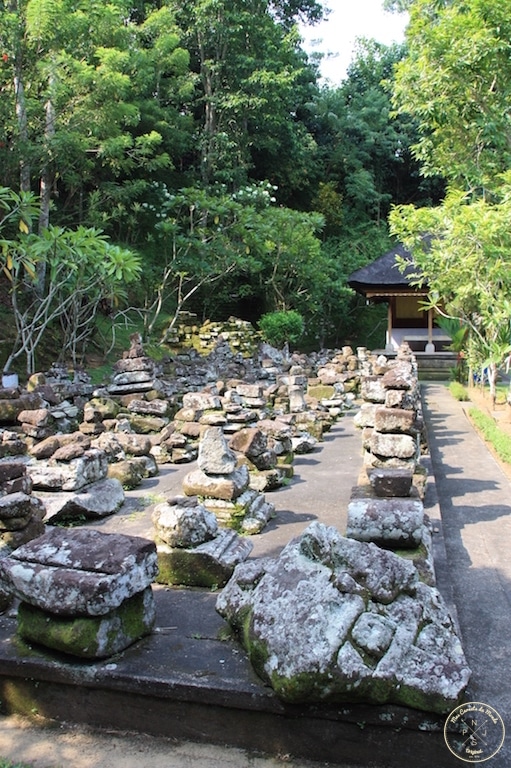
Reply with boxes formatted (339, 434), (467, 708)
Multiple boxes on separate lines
(348, 243), (426, 297)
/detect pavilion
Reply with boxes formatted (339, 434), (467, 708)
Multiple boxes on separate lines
(347, 242), (452, 355)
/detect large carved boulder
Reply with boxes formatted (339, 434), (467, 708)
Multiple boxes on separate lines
(216, 522), (471, 714)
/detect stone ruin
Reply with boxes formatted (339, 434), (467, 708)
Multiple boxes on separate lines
(0, 332), (472, 714)
(216, 521), (471, 714)
(152, 495), (253, 588)
(348, 343), (434, 584)
(182, 426), (276, 534)
(215, 343), (471, 714)
(0, 527), (158, 658)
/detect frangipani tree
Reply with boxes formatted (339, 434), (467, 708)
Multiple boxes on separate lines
(0, 187), (141, 374)
(390, 181), (511, 402)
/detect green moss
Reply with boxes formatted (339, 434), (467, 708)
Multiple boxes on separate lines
(308, 384), (335, 400)
(17, 589), (154, 658)
(155, 549), (228, 589)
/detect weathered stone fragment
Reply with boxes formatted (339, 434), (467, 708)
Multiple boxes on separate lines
(26, 449), (108, 491)
(0, 528), (158, 616)
(17, 586), (155, 658)
(29, 432), (91, 460)
(203, 488), (276, 534)
(360, 377), (386, 403)
(353, 403), (378, 429)
(0, 516), (46, 549)
(153, 496), (218, 548)
(374, 407), (419, 435)
(155, 530), (253, 588)
(382, 362), (415, 390)
(370, 432), (417, 460)
(127, 398), (169, 416)
(368, 468), (414, 498)
(107, 458), (146, 489)
(182, 392), (222, 411)
(0, 492), (45, 523)
(127, 414), (168, 433)
(17, 409), (49, 427)
(0, 459), (27, 485)
(346, 496), (425, 548)
(198, 427), (238, 475)
(216, 522), (470, 714)
(41, 478), (125, 523)
(183, 465), (249, 501)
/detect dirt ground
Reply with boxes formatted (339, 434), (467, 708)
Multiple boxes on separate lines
(0, 714), (352, 768)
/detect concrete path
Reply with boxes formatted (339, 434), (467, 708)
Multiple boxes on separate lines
(421, 383), (511, 767)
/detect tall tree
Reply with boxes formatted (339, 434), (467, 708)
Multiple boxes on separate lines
(0, 0), (194, 234)
(390, 0), (511, 396)
(169, 0), (321, 198)
(393, 0), (511, 193)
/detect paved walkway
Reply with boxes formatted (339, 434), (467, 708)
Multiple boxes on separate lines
(421, 383), (511, 767)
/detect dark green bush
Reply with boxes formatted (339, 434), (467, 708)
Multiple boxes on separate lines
(258, 310), (304, 348)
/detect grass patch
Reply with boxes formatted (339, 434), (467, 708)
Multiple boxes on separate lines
(0, 760), (42, 768)
(448, 381), (470, 401)
(468, 407), (511, 464)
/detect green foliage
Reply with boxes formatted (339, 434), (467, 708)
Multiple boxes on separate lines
(0, 187), (141, 372)
(0, 760), (42, 768)
(468, 407), (511, 465)
(448, 382), (470, 401)
(258, 310), (304, 348)
(390, 181), (511, 399)
(393, 0), (511, 191)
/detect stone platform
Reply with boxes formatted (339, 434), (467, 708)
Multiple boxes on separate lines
(0, 387), (508, 767)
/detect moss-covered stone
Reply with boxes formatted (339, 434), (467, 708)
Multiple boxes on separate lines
(17, 587), (155, 658)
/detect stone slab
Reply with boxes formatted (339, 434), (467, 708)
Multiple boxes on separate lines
(346, 495), (425, 548)
(0, 528), (158, 616)
(155, 529), (253, 588)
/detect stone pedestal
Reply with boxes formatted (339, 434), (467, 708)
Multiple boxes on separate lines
(0, 528), (158, 658)
(153, 496), (252, 587)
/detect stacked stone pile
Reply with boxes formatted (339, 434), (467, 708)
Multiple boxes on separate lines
(314, 345), (360, 392)
(0, 458), (46, 555)
(0, 386), (48, 428)
(25, 433), (125, 525)
(0, 527), (158, 658)
(228, 423), (293, 492)
(349, 344), (433, 583)
(354, 344), (423, 472)
(41, 363), (94, 402)
(152, 495), (252, 588)
(182, 426), (275, 534)
(163, 315), (261, 359)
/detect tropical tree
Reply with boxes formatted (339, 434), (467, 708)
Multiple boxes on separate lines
(390, 0), (511, 398)
(0, 187), (141, 374)
(390, 184), (511, 401)
(168, 0), (321, 199)
(392, 0), (511, 193)
(0, 0), (193, 235)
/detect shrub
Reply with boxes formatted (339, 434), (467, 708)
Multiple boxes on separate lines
(258, 310), (304, 348)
